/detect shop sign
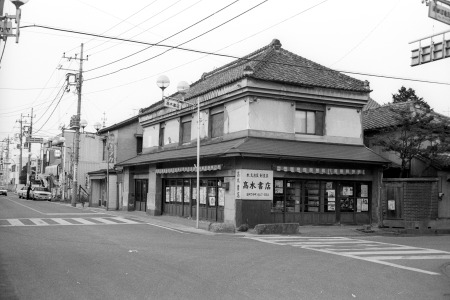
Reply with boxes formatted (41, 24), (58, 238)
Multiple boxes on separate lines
(429, 1), (450, 25)
(235, 169), (273, 200)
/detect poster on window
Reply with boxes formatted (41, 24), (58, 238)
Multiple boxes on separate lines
(209, 196), (216, 206)
(342, 186), (353, 196)
(176, 187), (182, 202)
(361, 198), (368, 211)
(326, 190), (335, 197)
(165, 187), (170, 203)
(170, 187), (176, 202)
(327, 202), (335, 211)
(235, 169), (273, 200)
(200, 187), (207, 204)
(326, 182), (333, 189)
(192, 187), (197, 200)
(218, 188), (225, 206)
(357, 198), (362, 212)
(184, 186), (190, 203)
(360, 185), (368, 197)
(388, 200), (395, 211)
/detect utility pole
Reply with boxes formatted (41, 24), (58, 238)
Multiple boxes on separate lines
(5, 135), (10, 188)
(67, 43), (86, 207)
(26, 108), (33, 186)
(16, 114), (24, 184)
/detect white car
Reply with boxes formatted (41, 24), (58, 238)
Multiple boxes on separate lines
(18, 186), (28, 198)
(30, 187), (52, 201)
(0, 186), (7, 196)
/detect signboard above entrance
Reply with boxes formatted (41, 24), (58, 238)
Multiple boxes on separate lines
(428, 1), (450, 25)
(235, 169), (273, 200)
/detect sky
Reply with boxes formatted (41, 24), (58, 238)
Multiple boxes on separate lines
(0, 0), (449, 151)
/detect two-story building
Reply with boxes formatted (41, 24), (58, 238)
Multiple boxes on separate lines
(88, 116), (143, 210)
(117, 39), (388, 227)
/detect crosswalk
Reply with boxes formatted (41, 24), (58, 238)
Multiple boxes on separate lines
(0, 217), (147, 227)
(245, 236), (450, 275)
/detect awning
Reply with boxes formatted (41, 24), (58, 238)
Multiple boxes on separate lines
(116, 137), (390, 167)
(275, 166), (365, 175)
(156, 164), (222, 174)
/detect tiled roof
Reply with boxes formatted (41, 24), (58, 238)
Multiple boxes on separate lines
(362, 98), (381, 111)
(141, 39), (368, 114)
(362, 102), (411, 131)
(116, 137), (388, 166)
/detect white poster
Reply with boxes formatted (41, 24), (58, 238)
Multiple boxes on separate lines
(361, 198), (369, 212)
(361, 185), (368, 197)
(388, 200), (395, 211)
(235, 169), (273, 200)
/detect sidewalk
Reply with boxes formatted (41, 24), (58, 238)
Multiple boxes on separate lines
(64, 202), (401, 237)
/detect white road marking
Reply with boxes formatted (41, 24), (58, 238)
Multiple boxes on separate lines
(51, 218), (74, 225)
(5, 198), (104, 215)
(28, 218), (51, 226)
(246, 236), (449, 275)
(71, 218), (97, 225)
(8, 219), (25, 226)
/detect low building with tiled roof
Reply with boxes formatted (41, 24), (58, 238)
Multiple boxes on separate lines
(115, 39), (390, 228)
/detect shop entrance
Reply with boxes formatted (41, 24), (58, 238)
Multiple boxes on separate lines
(163, 178), (224, 222)
(134, 179), (148, 212)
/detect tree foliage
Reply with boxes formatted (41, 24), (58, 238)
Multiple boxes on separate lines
(372, 99), (450, 178)
(392, 86), (430, 109)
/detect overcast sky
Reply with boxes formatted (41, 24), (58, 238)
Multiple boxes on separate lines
(1, 0), (449, 147)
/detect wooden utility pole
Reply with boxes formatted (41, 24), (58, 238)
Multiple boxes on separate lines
(26, 108), (33, 185)
(70, 43), (86, 207)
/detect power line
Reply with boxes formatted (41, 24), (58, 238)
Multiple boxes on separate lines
(34, 83), (69, 135)
(87, 0), (204, 57)
(85, 0), (240, 73)
(33, 83), (67, 125)
(82, 0), (162, 53)
(84, 0), (269, 81)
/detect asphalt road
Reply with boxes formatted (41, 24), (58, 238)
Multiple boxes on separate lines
(1, 194), (450, 300)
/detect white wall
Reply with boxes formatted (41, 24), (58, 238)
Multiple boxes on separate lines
(249, 98), (294, 133)
(143, 125), (159, 148)
(326, 106), (362, 139)
(224, 99), (249, 134)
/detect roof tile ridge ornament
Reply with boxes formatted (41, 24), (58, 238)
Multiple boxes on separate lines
(249, 38), (282, 74)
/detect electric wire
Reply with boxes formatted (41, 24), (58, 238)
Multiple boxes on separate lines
(86, 0), (204, 57)
(33, 83), (67, 125)
(82, 0), (162, 53)
(85, 0), (237, 73)
(21, 24), (450, 86)
(34, 83), (69, 135)
(0, 41), (7, 65)
(84, 0), (269, 81)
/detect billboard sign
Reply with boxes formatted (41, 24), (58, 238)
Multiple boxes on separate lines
(429, 1), (450, 25)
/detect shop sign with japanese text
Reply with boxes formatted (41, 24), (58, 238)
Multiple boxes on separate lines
(235, 169), (273, 200)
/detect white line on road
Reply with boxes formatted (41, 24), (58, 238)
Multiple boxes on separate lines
(7, 219), (25, 226)
(28, 218), (51, 226)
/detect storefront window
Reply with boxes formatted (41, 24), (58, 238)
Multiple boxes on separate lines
(339, 184), (355, 212)
(272, 179), (370, 214)
(305, 181), (320, 212)
(324, 181), (336, 212)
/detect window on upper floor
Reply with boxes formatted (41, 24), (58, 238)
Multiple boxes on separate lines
(159, 123), (165, 147)
(136, 136), (143, 154)
(295, 103), (324, 135)
(180, 115), (192, 144)
(209, 105), (224, 138)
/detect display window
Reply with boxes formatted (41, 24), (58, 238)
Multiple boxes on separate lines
(272, 179), (370, 214)
(163, 177), (224, 208)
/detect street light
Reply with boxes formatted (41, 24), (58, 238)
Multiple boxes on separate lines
(156, 76), (201, 229)
(80, 119), (87, 133)
(93, 122), (102, 132)
(0, 0), (30, 43)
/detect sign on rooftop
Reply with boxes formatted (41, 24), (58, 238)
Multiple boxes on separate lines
(429, 1), (450, 25)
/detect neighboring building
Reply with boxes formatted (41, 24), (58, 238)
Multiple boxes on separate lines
(117, 39), (388, 227)
(363, 101), (450, 220)
(88, 116), (143, 210)
(44, 129), (106, 201)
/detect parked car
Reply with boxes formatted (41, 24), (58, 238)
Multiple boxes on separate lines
(18, 186), (28, 199)
(30, 187), (52, 201)
(0, 186), (7, 196)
